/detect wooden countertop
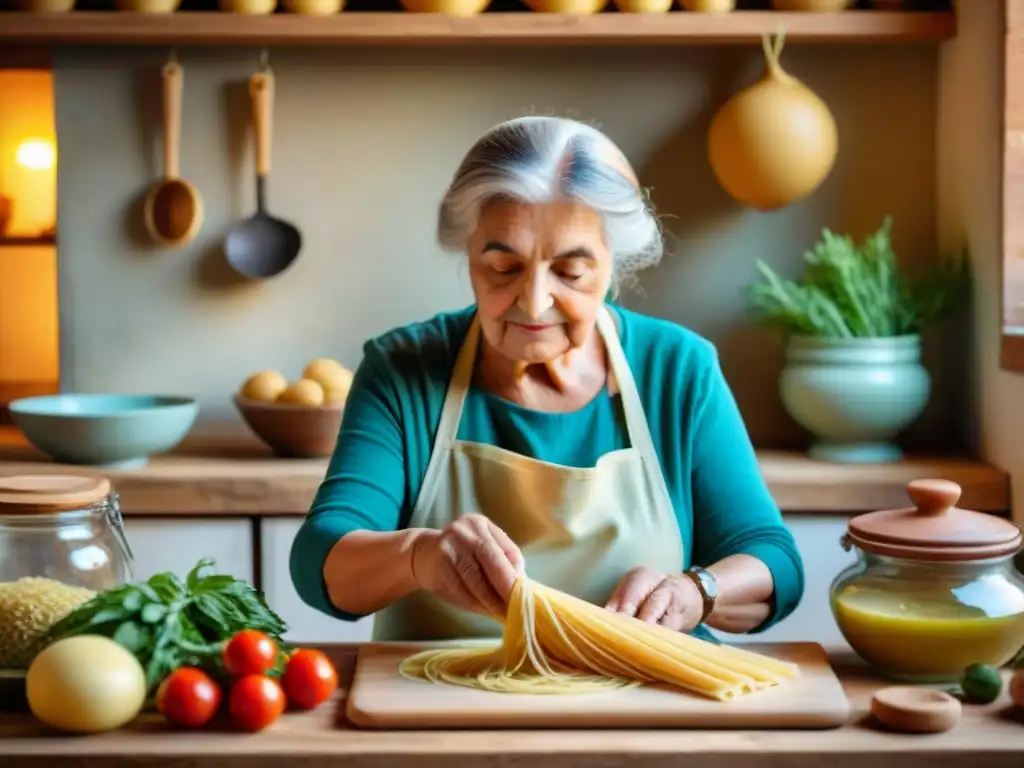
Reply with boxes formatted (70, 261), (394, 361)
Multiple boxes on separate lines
(1, 645), (1022, 768)
(0, 427), (1011, 516)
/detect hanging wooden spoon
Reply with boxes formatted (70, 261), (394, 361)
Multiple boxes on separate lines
(144, 58), (203, 247)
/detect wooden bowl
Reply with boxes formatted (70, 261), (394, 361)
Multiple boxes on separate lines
(615, 0), (673, 11)
(284, 0), (345, 14)
(116, 0), (182, 11)
(680, 0), (734, 11)
(523, 0), (607, 13)
(233, 394), (343, 459)
(770, 0), (852, 10)
(400, 0), (491, 14)
(12, 0), (75, 10)
(219, 0), (277, 13)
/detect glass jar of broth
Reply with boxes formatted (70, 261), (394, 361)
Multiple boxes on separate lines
(830, 478), (1024, 683)
(0, 474), (134, 670)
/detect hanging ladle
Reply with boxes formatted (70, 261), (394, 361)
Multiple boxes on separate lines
(143, 55), (203, 247)
(224, 61), (302, 280)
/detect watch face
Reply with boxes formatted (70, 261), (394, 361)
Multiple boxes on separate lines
(696, 568), (718, 600)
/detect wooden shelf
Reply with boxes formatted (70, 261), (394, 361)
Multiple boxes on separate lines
(0, 235), (55, 247)
(0, 11), (956, 47)
(0, 427), (1007, 515)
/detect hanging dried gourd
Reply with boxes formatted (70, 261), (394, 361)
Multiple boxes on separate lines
(707, 30), (838, 211)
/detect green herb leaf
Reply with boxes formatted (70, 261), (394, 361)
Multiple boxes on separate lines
(746, 217), (970, 339)
(122, 590), (144, 613)
(47, 558), (289, 696)
(141, 603), (169, 624)
(113, 621), (151, 655)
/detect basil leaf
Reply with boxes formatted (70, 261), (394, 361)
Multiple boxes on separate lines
(186, 558), (216, 591)
(122, 589), (144, 613)
(113, 621), (151, 654)
(148, 572), (186, 602)
(141, 603), (168, 624)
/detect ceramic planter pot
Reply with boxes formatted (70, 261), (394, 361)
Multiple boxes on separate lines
(778, 334), (930, 464)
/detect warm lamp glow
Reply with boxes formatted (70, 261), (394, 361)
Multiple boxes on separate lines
(15, 138), (56, 172)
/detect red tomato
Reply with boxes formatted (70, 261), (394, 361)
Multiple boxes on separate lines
(228, 674), (286, 732)
(156, 667), (222, 729)
(223, 630), (279, 677)
(282, 649), (339, 710)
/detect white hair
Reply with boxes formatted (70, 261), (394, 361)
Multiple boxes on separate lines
(438, 116), (663, 295)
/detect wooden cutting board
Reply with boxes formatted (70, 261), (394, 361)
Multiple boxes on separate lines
(346, 641), (852, 730)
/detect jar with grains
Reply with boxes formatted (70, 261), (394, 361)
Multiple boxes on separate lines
(830, 478), (1024, 683)
(0, 475), (134, 670)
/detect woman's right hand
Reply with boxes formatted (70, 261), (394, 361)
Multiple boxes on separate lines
(410, 514), (525, 619)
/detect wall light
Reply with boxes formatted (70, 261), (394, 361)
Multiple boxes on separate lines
(15, 138), (56, 172)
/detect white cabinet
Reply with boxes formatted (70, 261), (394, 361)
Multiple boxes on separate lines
(260, 518), (375, 644)
(123, 518), (255, 584)
(713, 514), (856, 649)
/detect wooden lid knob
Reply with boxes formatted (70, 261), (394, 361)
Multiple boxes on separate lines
(906, 478), (962, 516)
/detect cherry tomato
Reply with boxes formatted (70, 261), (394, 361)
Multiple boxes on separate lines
(282, 649), (339, 710)
(156, 667), (222, 729)
(223, 630), (279, 677)
(228, 674), (286, 733)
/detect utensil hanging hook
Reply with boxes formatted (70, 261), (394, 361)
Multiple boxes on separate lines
(259, 47), (271, 73)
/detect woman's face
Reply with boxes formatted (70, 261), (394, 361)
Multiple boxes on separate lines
(468, 200), (614, 365)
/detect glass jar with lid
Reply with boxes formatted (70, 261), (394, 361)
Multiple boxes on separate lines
(830, 478), (1024, 683)
(0, 474), (134, 671)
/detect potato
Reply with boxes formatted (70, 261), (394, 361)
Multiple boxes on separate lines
(276, 378), (325, 407)
(240, 370), (288, 403)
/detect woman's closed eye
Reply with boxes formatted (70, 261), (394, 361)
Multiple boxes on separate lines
(557, 268), (585, 282)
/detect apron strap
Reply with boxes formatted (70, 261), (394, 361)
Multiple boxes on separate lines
(411, 315), (481, 520)
(594, 306), (660, 466)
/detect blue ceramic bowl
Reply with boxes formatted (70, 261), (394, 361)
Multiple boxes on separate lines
(9, 394), (200, 469)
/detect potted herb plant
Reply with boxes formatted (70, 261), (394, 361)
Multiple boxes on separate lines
(746, 217), (969, 464)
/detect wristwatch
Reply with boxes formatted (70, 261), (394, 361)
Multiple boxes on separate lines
(682, 566), (718, 623)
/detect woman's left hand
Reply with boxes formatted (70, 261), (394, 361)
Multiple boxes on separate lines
(605, 566), (705, 632)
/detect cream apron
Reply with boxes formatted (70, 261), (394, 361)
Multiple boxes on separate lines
(372, 306), (684, 641)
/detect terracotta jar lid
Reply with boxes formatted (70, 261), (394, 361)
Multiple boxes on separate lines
(0, 474), (112, 515)
(846, 478), (1023, 562)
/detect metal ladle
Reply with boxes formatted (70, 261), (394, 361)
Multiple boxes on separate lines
(143, 56), (203, 247)
(224, 62), (302, 280)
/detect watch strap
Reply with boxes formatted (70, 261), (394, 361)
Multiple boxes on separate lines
(682, 566), (717, 623)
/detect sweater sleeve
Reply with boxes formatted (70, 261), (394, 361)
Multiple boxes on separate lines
(688, 348), (806, 633)
(289, 342), (407, 622)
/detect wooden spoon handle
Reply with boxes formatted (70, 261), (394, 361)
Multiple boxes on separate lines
(249, 71), (274, 177)
(162, 60), (182, 181)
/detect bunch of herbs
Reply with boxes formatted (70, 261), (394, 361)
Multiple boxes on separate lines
(746, 217), (970, 339)
(46, 558), (289, 695)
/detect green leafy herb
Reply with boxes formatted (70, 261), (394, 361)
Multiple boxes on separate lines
(746, 217), (970, 338)
(45, 558), (288, 693)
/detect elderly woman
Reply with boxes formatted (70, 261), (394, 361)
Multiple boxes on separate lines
(290, 116), (805, 643)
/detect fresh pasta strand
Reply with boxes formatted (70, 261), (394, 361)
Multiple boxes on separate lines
(398, 577), (800, 701)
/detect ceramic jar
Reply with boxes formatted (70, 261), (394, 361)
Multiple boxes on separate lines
(778, 334), (930, 464)
(830, 479), (1024, 683)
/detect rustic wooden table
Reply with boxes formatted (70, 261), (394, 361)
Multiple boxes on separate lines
(0, 646), (1021, 768)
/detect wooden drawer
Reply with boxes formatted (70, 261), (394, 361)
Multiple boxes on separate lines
(260, 518), (375, 644)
